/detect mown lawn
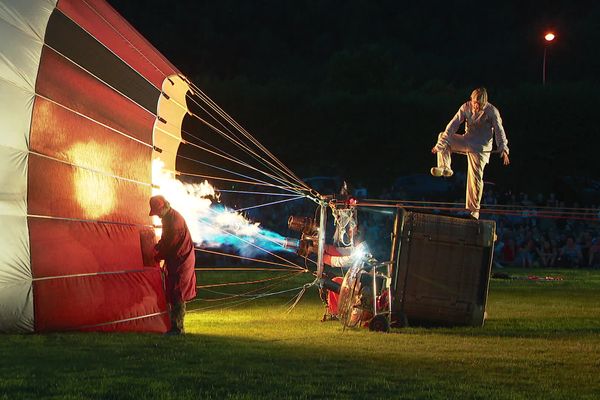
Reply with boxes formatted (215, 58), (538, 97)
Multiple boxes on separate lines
(1, 268), (599, 400)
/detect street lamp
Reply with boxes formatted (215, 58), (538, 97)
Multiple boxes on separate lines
(543, 32), (555, 85)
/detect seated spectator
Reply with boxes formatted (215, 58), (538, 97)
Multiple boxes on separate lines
(500, 237), (517, 266)
(536, 237), (557, 268)
(580, 231), (593, 264)
(515, 238), (538, 268)
(588, 238), (600, 269)
(557, 236), (583, 268)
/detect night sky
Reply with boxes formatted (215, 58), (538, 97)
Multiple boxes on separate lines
(107, 0), (600, 196)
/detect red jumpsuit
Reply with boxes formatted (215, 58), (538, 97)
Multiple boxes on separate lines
(156, 208), (197, 304)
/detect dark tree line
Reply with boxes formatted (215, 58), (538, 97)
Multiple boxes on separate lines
(109, 0), (600, 196)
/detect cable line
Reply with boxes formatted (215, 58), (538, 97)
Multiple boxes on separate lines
(196, 219), (304, 270)
(218, 189), (302, 197)
(234, 196), (304, 212)
(185, 84), (312, 191)
(195, 248), (307, 271)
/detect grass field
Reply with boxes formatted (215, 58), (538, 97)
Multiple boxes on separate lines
(1, 268), (599, 400)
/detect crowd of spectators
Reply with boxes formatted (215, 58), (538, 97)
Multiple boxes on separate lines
(214, 178), (600, 270)
(480, 188), (600, 269)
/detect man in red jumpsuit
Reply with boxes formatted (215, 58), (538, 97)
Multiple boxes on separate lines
(149, 195), (197, 335)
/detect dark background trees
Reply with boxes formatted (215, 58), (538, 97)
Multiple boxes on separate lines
(108, 0), (600, 196)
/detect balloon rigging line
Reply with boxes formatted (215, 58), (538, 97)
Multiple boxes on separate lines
(285, 277), (319, 314)
(183, 106), (308, 191)
(43, 38), (264, 189)
(182, 93), (301, 184)
(183, 89), (292, 175)
(31, 268), (147, 282)
(178, 127), (277, 180)
(191, 280), (309, 313)
(28, 214), (153, 229)
(202, 205), (309, 264)
(43, 43), (158, 116)
(356, 200), (597, 217)
(233, 195), (304, 212)
(198, 273), (308, 303)
(196, 218), (304, 270)
(186, 83), (311, 192)
(41, 42), (303, 194)
(365, 198), (600, 212)
(196, 272), (301, 289)
(46, 39), (294, 194)
(170, 168), (306, 192)
(71, 1), (298, 189)
(476, 209), (597, 221)
(44, 19), (314, 197)
(157, 133), (298, 192)
(195, 248), (307, 271)
(218, 189), (303, 197)
(175, 128), (306, 192)
(354, 201), (598, 221)
(180, 128), (308, 193)
(152, 126), (303, 195)
(197, 267), (305, 272)
(29, 150), (152, 187)
(154, 107), (304, 192)
(171, 149), (307, 195)
(66, 3), (313, 195)
(173, 151), (305, 195)
(72, 310), (168, 331)
(192, 284), (303, 311)
(189, 106), (312, 197)
(196, 272), (304, 303)
(166, 88), (306, 190)
(202, 206), (306, 267)
(182, 78), (311, 189)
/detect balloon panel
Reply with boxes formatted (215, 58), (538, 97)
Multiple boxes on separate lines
(29, 218), (145, 278)
(0, 0), (182, 332)
(45, 10), (161, 113)
(28, 154), (150, 224)
(0, 281), (33, 332)
(33, 268), (169, 332)
(57, 0), (179, 89)
(30, 97), (152, 184)
(36, 46), (155, 145)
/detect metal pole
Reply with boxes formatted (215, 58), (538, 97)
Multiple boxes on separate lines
(372, 263), (377, 317)
(542, 46), (547, 86)
(315, 200), (327, 279)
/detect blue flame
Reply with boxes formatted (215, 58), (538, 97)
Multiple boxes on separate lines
(195, 204), (296, 258)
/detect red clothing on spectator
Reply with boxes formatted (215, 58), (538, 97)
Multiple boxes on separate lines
(502, 239), (516, 263)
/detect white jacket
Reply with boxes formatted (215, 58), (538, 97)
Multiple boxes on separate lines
(445, 102), (509, 155)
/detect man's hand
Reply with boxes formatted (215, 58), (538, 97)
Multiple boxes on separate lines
(501, 150), (510, 166)
(431, 146), (438, 154)
(153, 244), (163, 262)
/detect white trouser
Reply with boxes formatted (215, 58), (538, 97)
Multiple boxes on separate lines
(435, 132), (486, 218)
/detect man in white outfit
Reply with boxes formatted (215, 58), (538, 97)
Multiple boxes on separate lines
(431, 87), (510, 219)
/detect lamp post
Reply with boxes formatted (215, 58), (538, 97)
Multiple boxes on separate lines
(542, 32), (555, 85)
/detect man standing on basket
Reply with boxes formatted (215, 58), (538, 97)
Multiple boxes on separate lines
(431, 87), (510, 219)
(149, 195), (197, 335)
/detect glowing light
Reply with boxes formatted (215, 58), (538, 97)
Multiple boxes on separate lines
(151, 159), (293, 256)
(69, 141), (116, 219)
(352, 242), (369, 260)
(545, 32), (555, 42)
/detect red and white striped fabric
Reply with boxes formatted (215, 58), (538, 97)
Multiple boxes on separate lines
(0, 0), (190, 333)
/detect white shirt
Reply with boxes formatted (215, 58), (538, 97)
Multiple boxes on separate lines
(445, 102), (509, 155)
